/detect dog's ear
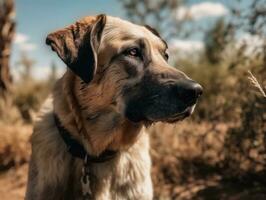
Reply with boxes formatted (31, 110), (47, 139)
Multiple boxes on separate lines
(46, 14), (106, 83)
(145, 25), (168, 48)
(144, 25), (161, 38)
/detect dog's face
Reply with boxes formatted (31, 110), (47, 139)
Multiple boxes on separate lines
(47, 15), (202, 126)
(102, 18), (202, 122)
(98, 17), (203, 124)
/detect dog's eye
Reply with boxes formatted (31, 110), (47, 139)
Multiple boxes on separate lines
(125, 48), (141, 58)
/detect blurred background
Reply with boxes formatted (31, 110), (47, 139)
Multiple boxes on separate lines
(0, 0), (265, 199)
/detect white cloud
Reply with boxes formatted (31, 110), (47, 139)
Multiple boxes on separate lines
(235, 33), (265, 56)
(169, 39), (204, 53)
(19, 43), (37, 51)
(14, 33), (29, 44)
(32, 66), (65, 80)
(238, 33), (264, 47)
(11, 65), (66, 81)
(14, 32), (37, 51)
(176, 2), (228, 21)
(168, 39), (205, 62)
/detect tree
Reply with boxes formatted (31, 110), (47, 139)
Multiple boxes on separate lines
(204, 18), (234, 64)
(48, 61), (57, 84)
(16, 52), (35, 82)
(226, 0), (266, 68)
(119, 0), (184, 39)
(0, 0), (15, 99)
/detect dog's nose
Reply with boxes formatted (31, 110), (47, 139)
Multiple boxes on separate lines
(175, 79), (203, 105)
(191, 82), (203, 97)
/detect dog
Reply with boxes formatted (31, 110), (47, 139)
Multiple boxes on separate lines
(25, 14), (202, 200)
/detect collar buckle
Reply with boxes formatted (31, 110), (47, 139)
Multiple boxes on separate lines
(81, 155), (92, 199)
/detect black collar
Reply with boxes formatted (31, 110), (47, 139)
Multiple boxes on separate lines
(54, 114), (117, 163)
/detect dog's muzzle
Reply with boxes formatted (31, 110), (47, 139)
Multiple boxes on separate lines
(124, 78), (203, 123)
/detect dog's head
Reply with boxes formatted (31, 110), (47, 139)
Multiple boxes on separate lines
(47, 15), (202, 153)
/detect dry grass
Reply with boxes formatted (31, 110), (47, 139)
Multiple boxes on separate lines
(0, 122), (31, 200)
(0, 122), (31, 170)
(248, 70), (266, 98)
(0, 164), (28, 200)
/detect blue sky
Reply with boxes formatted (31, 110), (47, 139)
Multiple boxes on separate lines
(11, 0), (250, 80)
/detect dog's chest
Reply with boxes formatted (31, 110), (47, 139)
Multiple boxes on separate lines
(69, 149), (153, 200)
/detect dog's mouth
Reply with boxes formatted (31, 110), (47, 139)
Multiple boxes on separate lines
(146, 105), (195, 124)
(163, 105), (195, 123)
(125, 95), (198, 124)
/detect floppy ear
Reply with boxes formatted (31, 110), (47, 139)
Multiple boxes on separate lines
(145, 25), (168, 48)
(144, 25), (161, 38)
(46, 14), (106, 83)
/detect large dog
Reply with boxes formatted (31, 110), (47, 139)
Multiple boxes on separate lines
(26, 14), (202, 200)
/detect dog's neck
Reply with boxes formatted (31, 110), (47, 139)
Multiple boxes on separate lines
(54, 114), (118, 163)
(53, 72), (143, 156)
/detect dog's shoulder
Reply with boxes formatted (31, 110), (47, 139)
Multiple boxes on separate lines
(31, 96), (69, 164)
(29, 97), (74, 196)
(31, 96), (56, 143)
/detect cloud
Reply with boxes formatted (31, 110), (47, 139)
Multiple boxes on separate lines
(31, 65), (65, 80)
(169, 39), (204, 53)
(14, 32), (37, 51)
(19, 43), (37, 51)
(238, 33), (264, 47)
(235, 33), (265, 56)
(11, 65), (66, 81)
(176, 2), (228, 21)
(168, 39), (205, 62)
(14, 33), (29, 44)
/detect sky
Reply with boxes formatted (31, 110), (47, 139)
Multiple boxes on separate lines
(10, 0), (249, 80)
